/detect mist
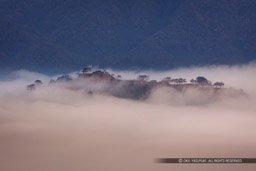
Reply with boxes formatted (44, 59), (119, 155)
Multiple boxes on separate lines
(0, 63), (256, 171)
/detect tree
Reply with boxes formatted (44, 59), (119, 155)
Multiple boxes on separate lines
(170, 78), (178, 84)
(169, 78), (186, 84)
(117, 75), (122, 79)
(161, 77), (171, 82)
(34, 80), (43, 85)
(196, 76), (210, 86)
(177, 78), (186, 84)
(49, 79), (56, 84)
(213, 82), (224, 88)
(27, 84), (36, 91)
(190, 79), (197, 84)
(82, 67), (92, 73)
(56, 75), (72, 82)
(137, 75), (149, 81)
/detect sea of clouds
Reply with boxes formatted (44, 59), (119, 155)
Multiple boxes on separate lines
(0, 63), (256, 171)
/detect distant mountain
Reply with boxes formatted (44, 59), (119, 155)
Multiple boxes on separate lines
(0, 0), (256, 73)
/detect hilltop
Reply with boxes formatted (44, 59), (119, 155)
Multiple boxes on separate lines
(27, 67), (245, 101)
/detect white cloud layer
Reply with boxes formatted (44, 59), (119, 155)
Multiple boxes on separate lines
(0, 63), (256, 171)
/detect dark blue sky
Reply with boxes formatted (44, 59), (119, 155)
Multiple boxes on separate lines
(0, 0), (256, 74)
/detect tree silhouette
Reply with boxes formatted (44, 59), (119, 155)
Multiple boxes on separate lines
(34, 80), (43, 85)
(190, 79), (197, 84)
(162, 76), (171, 82)
(213, 82), (224, 88)
(27, 84), (36, 90)
(56, 75), (72, 82)
(169, 78), (186, 84)
(49, 79), (56, 83)
(196, 76), (210, 86)
(177, 78), (186, 84)
(137, 75), (149, 81)
(82, 67), (92, 73)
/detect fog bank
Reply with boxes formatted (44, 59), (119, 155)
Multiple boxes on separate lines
(0, 64), (256, 171)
